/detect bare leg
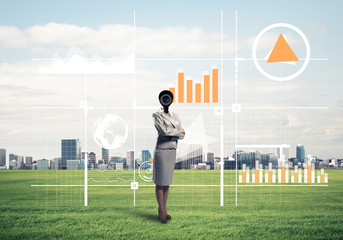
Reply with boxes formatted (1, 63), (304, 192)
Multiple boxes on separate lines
(155, 185), (166, 222)
(163, 185), (170, 217)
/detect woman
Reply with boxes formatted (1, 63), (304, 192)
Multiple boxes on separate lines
(152, 90), (185, 224)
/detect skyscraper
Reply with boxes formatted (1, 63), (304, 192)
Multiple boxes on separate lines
(277, 146), (289, 161)
(102, 148), (109, 164)
(88, 152), (96, 169)
(25, 156), (33, 168)
(61, 139), (81, 170)
(206, 152), (215, 162)
(296, 144), (305, 163)
(141, 150), (151, 163)
(0, 149), (6, 166)
(9, 154), (23, 169)
(126, 151), (134, 170)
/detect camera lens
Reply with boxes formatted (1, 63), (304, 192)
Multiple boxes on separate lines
(162, 95), (171, 104)
(160, 94), (172, 105)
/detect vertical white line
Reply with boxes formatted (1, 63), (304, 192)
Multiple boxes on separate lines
(235, 10), (238, 207)
(84, 73), (88, 206)
(133, 10), (136, 206)
(220, 10), (224, 207)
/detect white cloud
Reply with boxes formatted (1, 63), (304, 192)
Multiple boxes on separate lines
(0, 23), (253, 57)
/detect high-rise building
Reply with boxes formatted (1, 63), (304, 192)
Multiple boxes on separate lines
(9, 154), (24, 169)
(37, 159), (49, 170)
(61, 139), (81, 170)
(296, 144), (305, 163)
(110, 156), (122, 163)
(0, 149), (6, 166)
(67, 160), (80, 170)
(126, 151), (134, 169)
(251, 151), (261, 169)
(50, 158), (60, 170)
(88, 152), (96, 169)
(115, 162), (123, 170)
(261, 154), (270, 168)
(270, 154), (278, 168)
(25, 156), (33, 168)
(206, 152), (214, 162)
(277, 146), (289, 161)
(9, 160), (17, 169)
(102, 148), (109, 164)
(141, 150), (151, 163)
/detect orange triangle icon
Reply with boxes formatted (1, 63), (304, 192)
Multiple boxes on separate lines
(267, 34), (299, 63)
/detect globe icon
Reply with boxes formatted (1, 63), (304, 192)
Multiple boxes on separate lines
(92, 114), (128, 150)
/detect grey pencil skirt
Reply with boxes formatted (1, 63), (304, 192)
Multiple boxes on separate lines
(152, 148), (176, 186)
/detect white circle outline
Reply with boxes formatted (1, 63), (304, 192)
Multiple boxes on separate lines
(252, 23), (311, 81)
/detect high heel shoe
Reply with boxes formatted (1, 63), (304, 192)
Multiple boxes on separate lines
(158, 207), (167, 224)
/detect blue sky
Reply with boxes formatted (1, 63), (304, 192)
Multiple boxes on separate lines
(0, 0), (342, 161)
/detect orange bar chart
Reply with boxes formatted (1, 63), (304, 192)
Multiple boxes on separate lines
(170, 66), (219, 103)
(187, 80), (193, 103)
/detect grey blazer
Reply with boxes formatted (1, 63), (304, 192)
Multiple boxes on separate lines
(152, 108), (185, 149)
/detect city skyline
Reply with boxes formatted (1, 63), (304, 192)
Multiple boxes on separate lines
(1, 140), (341, 170)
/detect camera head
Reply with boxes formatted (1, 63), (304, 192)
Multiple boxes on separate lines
(158, 90), (174, 113)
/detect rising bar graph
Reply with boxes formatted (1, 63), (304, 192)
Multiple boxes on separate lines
(239, 164), (328, 184)
(170, 66), (219, 103)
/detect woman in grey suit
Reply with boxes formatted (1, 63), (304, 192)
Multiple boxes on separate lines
(152, 90), (185, 224)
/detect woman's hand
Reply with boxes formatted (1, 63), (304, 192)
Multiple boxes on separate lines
(180, 128), (185, 134)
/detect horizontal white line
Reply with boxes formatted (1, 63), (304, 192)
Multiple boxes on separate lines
(31, 58), (328, 61)
(31, 184), (328, 187)
(242, 107), (328, 109)
(236, 144), (290, 149)
(31, 106), (329, 110)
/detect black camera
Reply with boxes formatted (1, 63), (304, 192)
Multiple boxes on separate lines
(158, 90), (174, 107)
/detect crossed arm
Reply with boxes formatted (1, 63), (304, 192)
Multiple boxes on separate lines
(153, 115), (185, 140)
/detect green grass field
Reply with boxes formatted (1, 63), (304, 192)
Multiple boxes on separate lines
(1, 170), (342, 239)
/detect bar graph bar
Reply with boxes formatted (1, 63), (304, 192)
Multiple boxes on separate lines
(187, 79), (192, 103)
(246, 167), (250, 183)
(178, 72), (184, 103)
(204, 73), (210, 103)
(268, 163), (272, 183)
(195, 83), (201, 103)
(242, 164), (246, 183)
(281, 162), (285, 183)
(169, 87), (175, 103)
(170, 66), (219, 103)
(321, 168), (324, 183)
(255, 161), (259, 183)
(212, 68), (218, 103)
(311, 163), (315, 183)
